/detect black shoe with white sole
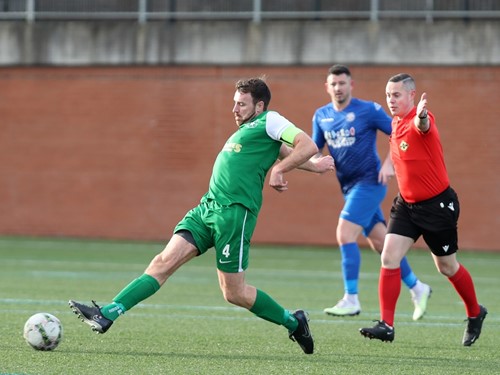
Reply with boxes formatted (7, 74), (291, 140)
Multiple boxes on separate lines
(463, 305), (487, 346)
(288, 309), (314, 354)
(69, 300), (113, 334)
(360, 320), (395, 342)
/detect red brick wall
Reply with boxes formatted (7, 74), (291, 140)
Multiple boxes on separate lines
(1, 66), (498, 251)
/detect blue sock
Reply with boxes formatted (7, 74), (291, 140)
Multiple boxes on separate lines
(340, 243), (361, 294)
(400, 256), (418, 289)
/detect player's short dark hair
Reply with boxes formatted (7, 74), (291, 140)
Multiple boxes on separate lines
(388, 73), (416, 91)
(235, 78), (271, 110)
(328, 64), (351, 77)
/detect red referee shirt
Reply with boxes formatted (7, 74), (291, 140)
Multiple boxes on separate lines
(390, 107), (449, 203)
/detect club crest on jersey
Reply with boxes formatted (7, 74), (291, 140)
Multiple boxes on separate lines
(399, 140), (409, 152)
(346, 112), (356, 122)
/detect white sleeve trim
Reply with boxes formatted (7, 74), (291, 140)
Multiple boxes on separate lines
(265, 111), (293, 141)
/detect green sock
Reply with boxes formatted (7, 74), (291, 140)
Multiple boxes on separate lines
(100, 302), (126, 321)
(249, 289), (298, 331)
(101, 274), (160, 321)
(283, 309), (299, 332)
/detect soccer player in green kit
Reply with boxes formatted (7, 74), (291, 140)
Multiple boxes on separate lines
(69, 77), (335, 354)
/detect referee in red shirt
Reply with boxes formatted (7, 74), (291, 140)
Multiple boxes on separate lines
(360, 73), (487, 346)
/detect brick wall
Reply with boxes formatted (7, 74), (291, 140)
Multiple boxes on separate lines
(2, 65), (498, 250)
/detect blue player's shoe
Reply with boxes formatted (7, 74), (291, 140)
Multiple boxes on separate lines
(411, 283), (432, 320)
(324, 298), (361, 317)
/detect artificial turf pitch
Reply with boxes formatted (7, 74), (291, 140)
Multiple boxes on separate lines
(1, 236), (498, 374)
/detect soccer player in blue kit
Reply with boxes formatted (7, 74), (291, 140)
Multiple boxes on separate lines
(312, 65), (432, 319)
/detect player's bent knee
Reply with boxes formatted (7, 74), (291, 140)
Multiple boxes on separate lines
(220, 287), (250, 308)
(436, 262), (458, 277)
(221, 289), (239, 306)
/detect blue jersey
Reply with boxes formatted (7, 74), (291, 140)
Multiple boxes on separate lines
(312, 98), (392, 194)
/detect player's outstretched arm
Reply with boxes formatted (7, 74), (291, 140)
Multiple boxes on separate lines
(414, 92), (430, 132)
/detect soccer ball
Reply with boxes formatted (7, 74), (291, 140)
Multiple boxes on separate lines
(23, 313), (63, 351)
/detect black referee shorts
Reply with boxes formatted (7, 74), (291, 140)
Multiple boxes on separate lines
(387, 187), (460, 256)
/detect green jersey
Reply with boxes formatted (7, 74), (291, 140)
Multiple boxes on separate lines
(203, 111), (301, 215)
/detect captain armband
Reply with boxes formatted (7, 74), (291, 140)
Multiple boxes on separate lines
(280, 125), (303, 147)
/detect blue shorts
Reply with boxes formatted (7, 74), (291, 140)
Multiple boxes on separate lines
(340, 183), (387, 237)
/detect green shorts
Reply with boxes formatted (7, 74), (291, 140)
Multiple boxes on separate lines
(174, 199), (257, 273)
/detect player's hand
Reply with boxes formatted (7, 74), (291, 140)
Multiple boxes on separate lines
(312, 155), (335, 174)
(416, 92), (428, 118)
(378, 153), (395, 185)
(378, 159), (395, 185)
(269, 169), (289, 192)
(378, 169), (395, 185)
